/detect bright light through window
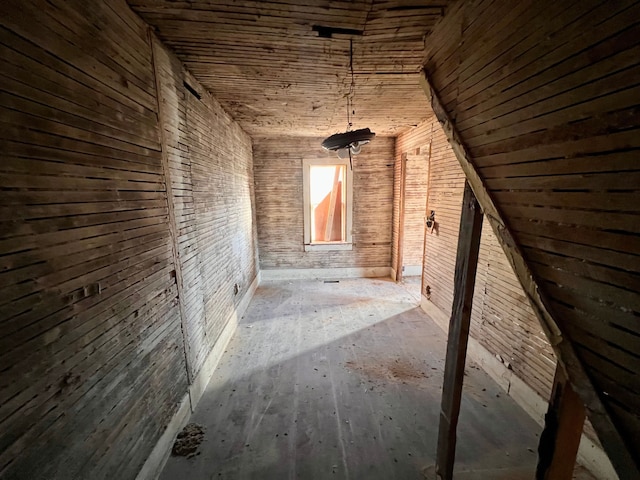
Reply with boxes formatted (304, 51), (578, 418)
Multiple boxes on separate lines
(303, 158), (353, 251)
(309, 165), (346, 243)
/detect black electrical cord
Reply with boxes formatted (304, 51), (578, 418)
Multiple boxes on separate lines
(347, 38), (355, 131)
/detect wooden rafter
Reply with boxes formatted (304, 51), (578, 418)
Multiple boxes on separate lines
(436, 181), (484, 480)
(419, 69), (640, 479)
(536, 364), (586, 480)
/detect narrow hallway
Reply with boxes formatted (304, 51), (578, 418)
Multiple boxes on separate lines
(160, 278), (545, 479)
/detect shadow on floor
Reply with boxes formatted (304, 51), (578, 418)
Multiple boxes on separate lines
(160, 279), (542, 480)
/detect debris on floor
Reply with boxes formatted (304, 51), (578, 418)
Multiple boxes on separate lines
(344, 356), (433, 388)
(172, 423), (206, 458)
(159, 279), (558, 479)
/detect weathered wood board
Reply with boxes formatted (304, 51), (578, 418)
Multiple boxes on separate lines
(0, 1), (187, 478)
(152, 37), (258, 379)
(0, 0), (258, 478)
(129, 0), (454, 137)
(423, 0), (640, 474)
(253, 136), (394, 270)
(398, 120), (558, 405)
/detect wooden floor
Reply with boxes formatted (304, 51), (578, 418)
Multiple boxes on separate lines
(159, 278), (588, 479)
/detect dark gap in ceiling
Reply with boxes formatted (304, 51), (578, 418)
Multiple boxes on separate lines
(387, 5), (445, 13)
(312, 25), (363, 38)
(183, 81), (201, 100)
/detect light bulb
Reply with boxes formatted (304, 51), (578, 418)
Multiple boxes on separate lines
(337, 148), (350, 159)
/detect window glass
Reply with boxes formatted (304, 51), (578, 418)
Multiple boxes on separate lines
(309, 164), (346, 243)
(302, 158), (352, 251)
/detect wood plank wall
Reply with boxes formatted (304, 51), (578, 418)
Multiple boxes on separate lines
(128, 0), (445, 138)
(400, 147), (430, 270)
(153, 39), (257, 379)
(391, 150), (402, 276)
(423, 0), (640, 460)
(0, 0), (257, 478)
(393, 124), (431, 272)
(398, 121), (556, 401)
(254, 136), (394, 270)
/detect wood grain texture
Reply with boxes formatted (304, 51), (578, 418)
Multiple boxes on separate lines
(390, 145), (402, 276)
(401, 152), (429, 269)
(0, 1), (187, 478)
(395, 153), (406, 280)
(128, 0), (455, 137)
(0, 1), (258, 478)
(423, 0), (640, 474)
(536, 365), (586, 480)
(152, 37), (258, 380)
(254, 136), (394, 270)
(436, 181), (483, 480)
(391, 142), (430, 273)
(159, 278), (550, 480)
(400, 120), (557, 403)
(393, 116), (434, 280)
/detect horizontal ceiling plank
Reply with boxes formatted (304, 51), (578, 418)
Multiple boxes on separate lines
(494, 191), (640, 213)
(513, 221), (640, 259)
(480, 151), (638, 178)
(131, 0), (372, 15)
(131, 0), (451, 136)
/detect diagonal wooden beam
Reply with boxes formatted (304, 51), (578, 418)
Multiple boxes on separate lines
(419, 69), (640, 479)
(536, 364), (586, 480)
(436, 181), (483, 480)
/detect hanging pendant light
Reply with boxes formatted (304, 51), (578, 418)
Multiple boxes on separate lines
(322, 128), (376, 152)
(321, 39), (375, 156)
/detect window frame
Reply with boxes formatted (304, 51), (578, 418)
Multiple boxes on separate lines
(302, 157), (353, 252)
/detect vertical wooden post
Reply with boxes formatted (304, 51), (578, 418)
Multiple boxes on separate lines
(536, 364), (586, 480)
(420, 130), (433, 297)
(435, 181), (483, 480)
(149, 32), (193, 387)
(396, 153), (407, 282)
(421, 69), (640, 478)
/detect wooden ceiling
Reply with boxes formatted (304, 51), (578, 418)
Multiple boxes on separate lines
(129, 0), (454, 137)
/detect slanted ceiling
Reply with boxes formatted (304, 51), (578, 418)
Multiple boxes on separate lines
(423, 0), (640, 475)
(129, 0), (456, 137)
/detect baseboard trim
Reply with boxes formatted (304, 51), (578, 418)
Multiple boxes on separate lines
(189, 272), (260, 407)
(137, 272), (260, 480)
(419, 296), (617, 480)
(135, 394), (190, 480)
(187, 311), (236, 408)
(260, 266), (391, 280)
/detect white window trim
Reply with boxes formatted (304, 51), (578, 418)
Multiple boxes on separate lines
(303, 157), (353, 252)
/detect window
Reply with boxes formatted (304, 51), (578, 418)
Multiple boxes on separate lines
(303, 158), (353, 251)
